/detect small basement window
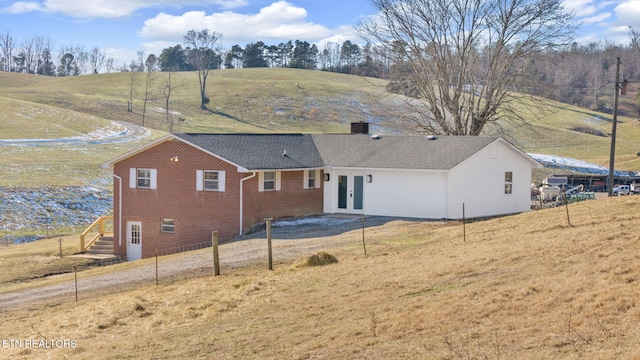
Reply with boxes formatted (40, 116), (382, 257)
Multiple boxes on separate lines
(161, 218), (175, 233)
(504, 172), (513, 194)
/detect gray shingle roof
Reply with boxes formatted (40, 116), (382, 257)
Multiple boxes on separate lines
(175, 133), (502, 171)
(174, 133), (324, 170)
(311, 134), (499, 170)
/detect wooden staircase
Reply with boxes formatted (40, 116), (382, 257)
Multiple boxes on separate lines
(76, 216), (122, 264)
(85, 236), (115, 255)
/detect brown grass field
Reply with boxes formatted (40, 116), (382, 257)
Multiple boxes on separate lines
(2, 68), (640, 359)
(2, 196), (640, 359)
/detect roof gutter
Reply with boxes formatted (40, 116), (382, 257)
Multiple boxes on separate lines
(239, 172), (257, 236)
(113, 174), (123, 247)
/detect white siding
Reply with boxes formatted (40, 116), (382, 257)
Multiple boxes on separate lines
(446, 140), (532, 219)
(323, 169), (448, 218)
(323, 171), (336, 213)
(322, 139), (537, 220)
(364, 170), (448, 218)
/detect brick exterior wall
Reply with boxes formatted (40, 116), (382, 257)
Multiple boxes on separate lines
(112, 139), (323, 260)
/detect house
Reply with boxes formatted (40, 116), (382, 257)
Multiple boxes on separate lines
(101, 129), (541, 260)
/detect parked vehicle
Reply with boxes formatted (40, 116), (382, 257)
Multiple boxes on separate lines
(631, 183), (640, 194)
(540, 185), (562, 201)
(612, 185), (630, 196)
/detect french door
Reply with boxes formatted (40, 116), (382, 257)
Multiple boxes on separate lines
(337, 174), (364, 213)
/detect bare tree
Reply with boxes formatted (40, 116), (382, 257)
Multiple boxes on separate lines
(128, 72), (136, 112)
(76, 46), (89, 75)
(162, 72), (184, 133)
(358, 0), (575, 135)
(20, 37), (37, 74)
(184, 29), (223, 109)
(631, 26), (640, 52)
(136, 50), (146, 72)
(105, 57), (115, 73)
(58, 45), (88, 75)
(0, 30), (15, 72)
(89, 46), (106, 74)
(141, 71), (155, 127)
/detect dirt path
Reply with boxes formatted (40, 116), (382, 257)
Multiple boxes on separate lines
(0, 120), (149, 147)
(0, 215), (395, 309)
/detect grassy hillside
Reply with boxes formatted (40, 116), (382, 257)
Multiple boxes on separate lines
(0, 69), (392, 135)
(0, 68), (639, 187)
(2, 196), (640, 358)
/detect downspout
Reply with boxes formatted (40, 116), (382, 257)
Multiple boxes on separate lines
(239, 172), (257, 236)
(113, 174), (123, 246)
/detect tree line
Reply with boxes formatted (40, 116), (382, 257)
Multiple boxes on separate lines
(0, 31), (386, 77)
(2, 29), (638, 102)
(2, 0), (640, 136)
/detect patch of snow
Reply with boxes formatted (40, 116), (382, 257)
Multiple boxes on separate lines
(84, 122), (128, 139)
(272, 216), (358, 228)
(0, 187), (112, 243)
(152, 107), (181, 116)
(529, 153), (638, 176)
(0, 121), (149, 147)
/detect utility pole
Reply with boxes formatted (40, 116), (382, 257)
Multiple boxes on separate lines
(607, 57), (622, 197)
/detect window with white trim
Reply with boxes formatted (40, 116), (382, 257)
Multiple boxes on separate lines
(307, 170), (316, 188)
(204, 171), (218, 190)
(303, 169), (321, 189)
(129, 168), (157, 189)
(264, 171), (276, 191)
(259, 171), (281, 192)
(160, 218), (175, 233)
(138, 169), (151, 188)
(505, 171), (513, 194)
(196, 170), (226, 191)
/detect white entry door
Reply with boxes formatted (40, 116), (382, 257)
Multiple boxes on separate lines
(126, 221), (142, 261)
(337, 174), (364, 214)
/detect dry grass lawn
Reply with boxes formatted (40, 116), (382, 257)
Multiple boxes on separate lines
(2, 196), (640, 359)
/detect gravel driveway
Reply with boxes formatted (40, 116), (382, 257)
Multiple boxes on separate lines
(0, 215), (395, 309)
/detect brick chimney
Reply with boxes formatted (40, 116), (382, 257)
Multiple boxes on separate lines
(350, 121), (369, 134)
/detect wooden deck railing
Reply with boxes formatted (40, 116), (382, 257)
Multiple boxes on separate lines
(80, 216), (113, 251)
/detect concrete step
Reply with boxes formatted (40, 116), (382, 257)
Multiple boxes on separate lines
(86, 248), (115, 255)
(88, 245), (113, 252)
(90, 242), (113, 248)
(87, 236), (114, 255)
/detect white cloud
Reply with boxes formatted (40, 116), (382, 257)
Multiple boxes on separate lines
(139, 1), (333, 47)
(562, 0), (598, 17)
(43, 0), (147, 18)
(0, 0), (248, 18)
(315, 25), (360, 49)
(1, 1), (42, 13)
(580, 12), (611, 26)
(614, 0), (640, 28)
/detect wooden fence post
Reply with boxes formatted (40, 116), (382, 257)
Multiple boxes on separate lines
(564, 192), (571, 226)
(74, 266), (78, 302)
(212, 231), (220, 276)
(361, 214), (367, 256)
(265, 218), (273, 270)
(462, 203), (466, 243)
(155, 252), (159, 285)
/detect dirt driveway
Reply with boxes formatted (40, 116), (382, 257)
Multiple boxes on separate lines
(0, 215), (400, 309)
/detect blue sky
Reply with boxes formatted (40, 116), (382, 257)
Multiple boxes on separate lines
(0, 0), (639, 65)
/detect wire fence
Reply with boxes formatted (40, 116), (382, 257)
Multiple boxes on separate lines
(1, 220), (96, 245)
(0, 239), (220, 307)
